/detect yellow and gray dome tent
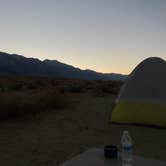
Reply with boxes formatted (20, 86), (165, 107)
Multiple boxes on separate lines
(111, 57), (166, 127)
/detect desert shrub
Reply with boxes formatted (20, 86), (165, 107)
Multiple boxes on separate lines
(26, 83), (38, 90)
(9, 83), (23, 91)
(69, 85), (86, 93)
(0, 92), (26, 117)
(93, 80), (123, 96)
(0, 90), (69, 119)
(34, 89), (69, 110)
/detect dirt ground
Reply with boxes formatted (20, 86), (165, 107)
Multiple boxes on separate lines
(0, 93), (166, 166)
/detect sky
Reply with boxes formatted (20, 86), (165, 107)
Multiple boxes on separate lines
(0, 0), (166, 74)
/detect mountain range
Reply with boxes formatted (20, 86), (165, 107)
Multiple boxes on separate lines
(0, 52), (126, 80)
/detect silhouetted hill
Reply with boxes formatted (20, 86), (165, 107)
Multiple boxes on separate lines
(0, 52), (126, 80)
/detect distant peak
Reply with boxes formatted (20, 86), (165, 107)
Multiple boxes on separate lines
(43, 59), (60, 63)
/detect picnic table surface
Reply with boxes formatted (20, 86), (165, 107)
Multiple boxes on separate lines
(61, 148), (166, 166)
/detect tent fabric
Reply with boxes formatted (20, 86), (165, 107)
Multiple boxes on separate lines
(111, 57), (166, 127)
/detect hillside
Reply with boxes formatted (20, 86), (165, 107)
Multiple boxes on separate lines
(0, 52), (126, 80)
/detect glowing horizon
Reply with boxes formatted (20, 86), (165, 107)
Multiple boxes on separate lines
(0, 0), (166, 74)
(0, 49), (142, 75)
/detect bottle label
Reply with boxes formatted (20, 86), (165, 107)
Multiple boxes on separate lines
(123, 146), (133, 151)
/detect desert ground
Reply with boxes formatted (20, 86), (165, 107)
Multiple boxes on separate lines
(0, 76), (166, 166)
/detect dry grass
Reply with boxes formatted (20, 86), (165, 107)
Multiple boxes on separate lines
(0, 75), (123, 120)
(0, 89), (69, 119)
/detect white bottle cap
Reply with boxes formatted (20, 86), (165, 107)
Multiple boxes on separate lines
(123, 130), (129, 135)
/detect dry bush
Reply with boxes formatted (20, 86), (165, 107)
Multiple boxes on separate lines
(68, 85), (86, 93)
(93, 80), (123, 96)
(34, 89), (70, 110)
(0, 90), (70, 119)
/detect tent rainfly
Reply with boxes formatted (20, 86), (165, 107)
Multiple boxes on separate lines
(111, 57), (166, 127)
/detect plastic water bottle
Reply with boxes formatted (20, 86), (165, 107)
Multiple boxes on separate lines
(121, 130), (133, 166)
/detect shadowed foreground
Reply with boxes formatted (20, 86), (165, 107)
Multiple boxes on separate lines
(0, 93), (166, 166)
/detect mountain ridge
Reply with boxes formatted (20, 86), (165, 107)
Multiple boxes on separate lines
(0, 51), (127, 80)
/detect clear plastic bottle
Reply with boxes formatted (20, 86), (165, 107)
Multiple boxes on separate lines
(121, 130), (133, 166)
